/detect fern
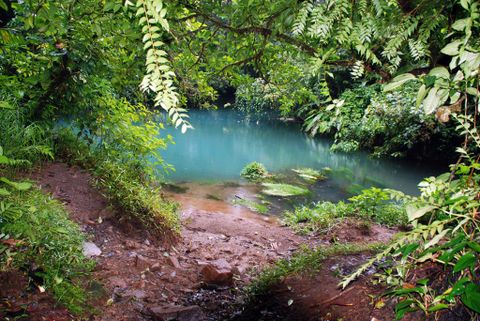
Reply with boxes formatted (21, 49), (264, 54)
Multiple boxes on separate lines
(292, 1), (313, 36)
(128, 0), (192, 133)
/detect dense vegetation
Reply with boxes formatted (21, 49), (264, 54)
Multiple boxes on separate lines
(0, 0), (479, 319)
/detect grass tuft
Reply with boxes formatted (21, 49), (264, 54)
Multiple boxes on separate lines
(249, 243), (385, 297)
(0, 187), (93, 314)
(54, 129), (180, 239)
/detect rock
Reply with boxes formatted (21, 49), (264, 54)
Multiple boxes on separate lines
(124, 240), (138, 250)
(83, 242), (102, 257)
(135, 255), (151, 270)
(150, 263), (162, 272)
(200, 259), (233, 286)
(110, 276), (127, 289)
(125, 289), (147, 300)
(168, 256), (181, 269)
(145, 305), (204, 321)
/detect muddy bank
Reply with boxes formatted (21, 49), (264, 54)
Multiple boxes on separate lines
(2, 162), (416, 321)
(27, 163), (311, 320)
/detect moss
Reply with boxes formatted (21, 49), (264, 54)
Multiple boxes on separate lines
(292, 168), (327, 183)
(162, 183), (189, 194)
(206, 193), (222, 201)
(261, 183), (310, 197)
(241, 162), (269, 182)
(232, 197), (269, 214)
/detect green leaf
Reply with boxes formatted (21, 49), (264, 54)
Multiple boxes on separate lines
(453, 252), (476, 272)
(461, 283), (480, 313)
(383, 73), (416, 92)
(423, 87), (441, 114)
(460, 0), (470, 10)
(441, 41), (462, 56)
(0, 101), (13, 109)
(467, 242), (480, 253)
(406, 204), (435, 221)
(0, 155), (9, 164)
(0, 177), (32, 191)
(428, 67), (450, 79)
(452, 18), (469, 31)
(0, 188), (11, 196)
(424, 229), (449, 249)
(416, 84), (427, 108)
(428, 304), (449, 312)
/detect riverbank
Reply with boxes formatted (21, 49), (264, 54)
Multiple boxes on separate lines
(2, 162), (405, 320)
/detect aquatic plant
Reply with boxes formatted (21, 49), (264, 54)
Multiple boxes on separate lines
(292, 168), (326, 183)
(240, 162), (269, 182)
(261, 183), (309, 197)
(284, 187), (407, 234)
(232, 197), (269, 215)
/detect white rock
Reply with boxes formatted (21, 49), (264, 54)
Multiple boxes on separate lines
(83, 241), (102, 257)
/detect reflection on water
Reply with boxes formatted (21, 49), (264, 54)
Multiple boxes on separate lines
(160, 110), (442, 197)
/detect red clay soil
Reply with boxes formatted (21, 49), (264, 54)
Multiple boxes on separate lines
(2, 162), (407, 321)
(233, 255), (396, 321)
(27, 162), (312, 320)
(0, 271), (74, 321)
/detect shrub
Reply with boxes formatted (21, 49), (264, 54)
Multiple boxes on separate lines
(0, 109), (53, 167)
(240, 161), (269, 182)
(55, 129), (180, 239)
(302, 83), (459, 159)
(284, 187), (407, 234)
(341, 117), (480, 319)
(0, 187), (93, 314)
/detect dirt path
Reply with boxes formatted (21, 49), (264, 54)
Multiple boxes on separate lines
(29, 163), (312, 320)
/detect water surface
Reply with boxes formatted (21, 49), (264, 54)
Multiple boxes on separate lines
(161, 110), (441, 199)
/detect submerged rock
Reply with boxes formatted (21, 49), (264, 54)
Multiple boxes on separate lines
(83, 241), (102, 257)
(200, 259), (234, 286)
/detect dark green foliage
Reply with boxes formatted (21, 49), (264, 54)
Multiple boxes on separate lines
(341, 126), (480, 318)
(249, 243), (385, 297)
(303, 83), (458, 158)
(0, 109), (53, 166)
(240, 161), (269, 182)
(55, 129), (180, 238)
(284, 187), (407, 234)
(0, 187), (93, 314)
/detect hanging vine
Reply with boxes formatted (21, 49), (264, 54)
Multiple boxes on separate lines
(126, 0), (192, 133)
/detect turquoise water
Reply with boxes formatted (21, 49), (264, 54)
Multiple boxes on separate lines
(161, 110), (441, 197)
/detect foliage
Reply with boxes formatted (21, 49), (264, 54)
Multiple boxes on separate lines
(261, 183), (309, 197)
(240, 162), (269, 182)
(72, 77), (174, 179)
(284, 201), (348, 234)
(349, 187), (407, 226)
(234, 79), (278, 117)
(385, 0), (480, 119)
(55, 129), (180, 239)
(0, 109), (53, 167)
(284, 187), (407, 234)
(249, 242), (385, 297)
(128, 0), (192, 133)
(341, 118), (480, 319)
(231, 197), (269, 215)
(292, 168), (326, 183)
(302, 83), (457, 158)
(338, 4), (480, 318)
(0, 187), (93, 314)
